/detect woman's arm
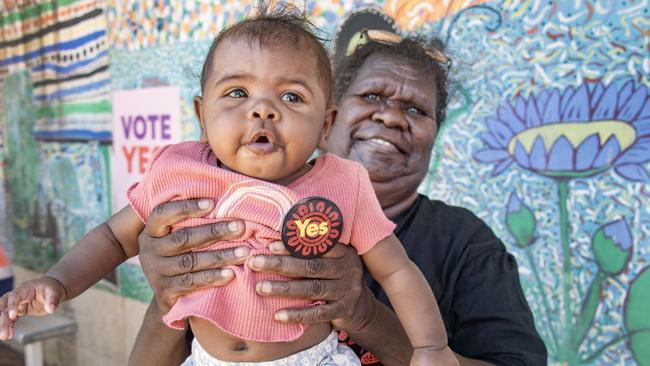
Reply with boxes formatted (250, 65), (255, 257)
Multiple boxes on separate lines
(129, 300), (190, 366)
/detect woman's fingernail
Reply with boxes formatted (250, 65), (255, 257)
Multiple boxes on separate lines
(234, 247), (249, 258)
(8, 311), (15, 320)
(0, 330), (5, 339)
(228, 221), (242, 232)
(198, 199), (211, 209)
(260, 281), (272, 294)
(252, 256), (265, 268)
(270, 242), (284, 252)
(275, 311), (288, 322)
(222, 269), (234, 278)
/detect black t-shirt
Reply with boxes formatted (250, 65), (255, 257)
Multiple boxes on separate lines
(339, 195), (547, 365)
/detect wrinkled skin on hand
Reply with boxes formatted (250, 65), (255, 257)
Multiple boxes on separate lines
(247, 241), (372, 330)
(137, 198), (248, 313)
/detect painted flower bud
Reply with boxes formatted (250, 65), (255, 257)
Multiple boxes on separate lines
(591, 219), (633, 275)
(505, 192), (536, 248)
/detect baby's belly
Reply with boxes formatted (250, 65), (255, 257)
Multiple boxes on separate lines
(190, 317), (331, 362)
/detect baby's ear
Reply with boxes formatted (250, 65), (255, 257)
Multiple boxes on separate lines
(318, 106), (337, 150)
(193, 96), (207, 142)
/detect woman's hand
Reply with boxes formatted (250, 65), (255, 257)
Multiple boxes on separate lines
(247, 242), (375, 332)
(138, 198), (248, 313)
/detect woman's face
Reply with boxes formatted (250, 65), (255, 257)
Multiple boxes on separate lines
(327, 54), (439, 209)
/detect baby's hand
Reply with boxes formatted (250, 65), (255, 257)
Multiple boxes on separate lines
(410, 346), (459, 366)
(0, 277), (66, 340)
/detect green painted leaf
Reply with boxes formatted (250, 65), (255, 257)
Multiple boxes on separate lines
(625, 267), (650, 366)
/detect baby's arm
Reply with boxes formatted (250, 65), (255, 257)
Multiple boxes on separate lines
(0, 205), (143, 339)
(362, 234), (458, 365)
(46, 205), (143, 298)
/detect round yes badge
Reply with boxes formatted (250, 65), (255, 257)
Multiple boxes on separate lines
(281, 197), (343, 259)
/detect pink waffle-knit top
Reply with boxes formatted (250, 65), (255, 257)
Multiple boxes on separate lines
(127, 141), (395, 342)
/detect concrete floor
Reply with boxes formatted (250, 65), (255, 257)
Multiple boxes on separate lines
(0, 343), (24, 366)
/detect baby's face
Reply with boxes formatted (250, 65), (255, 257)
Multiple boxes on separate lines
(196, 38), (333, 184)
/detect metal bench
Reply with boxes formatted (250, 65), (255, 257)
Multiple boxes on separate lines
(3, 314), (77, 366)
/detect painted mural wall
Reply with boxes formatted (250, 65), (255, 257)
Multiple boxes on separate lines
(1, 0), (648, 365)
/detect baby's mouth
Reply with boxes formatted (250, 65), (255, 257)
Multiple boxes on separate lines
(255, 135), (270, 144)
(247, 130), (279, 154)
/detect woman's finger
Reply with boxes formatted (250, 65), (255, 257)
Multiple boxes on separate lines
(144, 199), (216, 237)
(255, 278), (348, 301)
(140, 221), (245, 257)
(153, 268), (238, 313)
(274, 302), (345, 324)
(154, 247), (249, 276)
(160, 268), (237, 297)
(268, 241), (290, 255)
(247, 255), (344, 279)
(248, 244), (359, 279)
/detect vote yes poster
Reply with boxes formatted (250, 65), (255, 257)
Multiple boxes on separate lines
(111, 87), (182, 213)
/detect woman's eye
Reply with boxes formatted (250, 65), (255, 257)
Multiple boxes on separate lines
(407, 106), (425, 116)
(281, 92), (302, 103)
(227, 89), (247, 98)
(363, 93), (381, 102)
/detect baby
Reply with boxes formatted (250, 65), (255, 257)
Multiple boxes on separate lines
(0, 8), (454, 366)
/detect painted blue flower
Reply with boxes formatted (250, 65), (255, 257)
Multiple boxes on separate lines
(474, 80), (650, 181)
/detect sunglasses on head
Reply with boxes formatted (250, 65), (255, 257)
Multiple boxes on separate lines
(349, 29), (451, 68)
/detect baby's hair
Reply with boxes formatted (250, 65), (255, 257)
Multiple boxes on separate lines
(200, 2), (332, 101)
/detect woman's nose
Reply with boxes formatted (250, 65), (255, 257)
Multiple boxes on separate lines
(247, 99), (280, 121)
(372, 106), (408, 130)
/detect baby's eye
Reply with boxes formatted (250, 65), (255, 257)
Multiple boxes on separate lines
(362, 93), (381, 103)
(281, 92), (302, 103)
(227, 89), (247, 98)
(406, 106), (426, 116)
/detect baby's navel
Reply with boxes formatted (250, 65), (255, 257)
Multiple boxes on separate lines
(231, 342), (249, 352)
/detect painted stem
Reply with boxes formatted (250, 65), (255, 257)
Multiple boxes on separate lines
(579, 328), (650, 364)
(573, 271), (606, 353)
(524, 247), (559, 355)
(556, 179), (573, 360)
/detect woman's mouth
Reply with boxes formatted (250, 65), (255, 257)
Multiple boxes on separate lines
(358, 137), (401, 153)
(367, 137), (396, 148)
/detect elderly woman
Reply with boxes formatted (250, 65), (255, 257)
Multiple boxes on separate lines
(129, 35), (546, 366)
